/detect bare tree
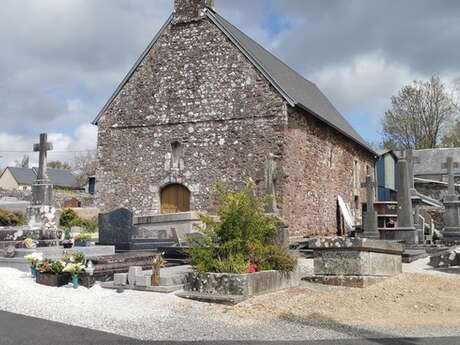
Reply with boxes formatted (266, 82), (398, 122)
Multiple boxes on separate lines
(15, 155), (30, 168)
(73, 151), (98, 187)
(383, 76), (459, 150)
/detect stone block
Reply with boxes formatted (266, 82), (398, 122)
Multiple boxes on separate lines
(135, 274), (152, 287)
(307, 237), (403, 286)
(128, 266), (143, 285)
(313, 250), (402, 277)
(114, 273), (128, 286)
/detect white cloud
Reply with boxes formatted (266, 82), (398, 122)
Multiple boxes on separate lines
(310, 51), (417, 115)
(0, 124), (97, 170)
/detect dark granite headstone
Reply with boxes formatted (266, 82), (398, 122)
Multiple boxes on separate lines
(98, 208), (134, 250)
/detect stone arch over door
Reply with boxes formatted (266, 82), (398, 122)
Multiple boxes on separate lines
(160, 183), (191, 214)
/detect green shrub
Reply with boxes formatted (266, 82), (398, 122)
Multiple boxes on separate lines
(74, 233), (92, 241)
(187, 181), (296, 274)
(69, 217), (98, 233)
(0, 208), (27, 226)
(59, 208), (79, 228)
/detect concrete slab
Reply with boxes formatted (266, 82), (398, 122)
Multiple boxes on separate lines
(0, 246), (115, 271)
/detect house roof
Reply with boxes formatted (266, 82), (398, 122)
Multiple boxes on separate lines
(408, 148), (460, 176)
(6, 167), (36, 185)
(2, 167), (80, 189)
(43, 168), (80, 189)
(92, 8), (376, 156)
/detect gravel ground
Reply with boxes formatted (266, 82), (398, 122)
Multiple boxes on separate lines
(0, 268), (356, 341)
(0, 259), (459, 341)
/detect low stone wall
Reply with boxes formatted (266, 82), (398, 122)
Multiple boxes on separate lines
(179, 270), (299, 304)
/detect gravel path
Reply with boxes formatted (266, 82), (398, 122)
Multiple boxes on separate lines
(0, 268), (355, 341)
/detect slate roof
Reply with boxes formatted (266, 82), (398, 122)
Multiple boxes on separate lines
(411, 148), (460, 176)
(6, 167), (36, 185)
(2, 167), (80, 189)
(93, 8), (375, 155)
(43, 168), (80, 189)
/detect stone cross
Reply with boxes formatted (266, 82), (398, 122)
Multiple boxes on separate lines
(441, 156), (459, 197)
(257, 153), (284, 214)
(33, 133), (53, 181)
(361, 175), (379, 238)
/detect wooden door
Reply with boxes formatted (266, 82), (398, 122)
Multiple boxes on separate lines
(160, 184), (191, 214)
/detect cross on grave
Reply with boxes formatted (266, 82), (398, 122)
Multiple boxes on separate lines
(256, 153), (286, 214)
(360, 175), (379, 238)
(441, 156), (459, 197)
(33, 133), (53, 181)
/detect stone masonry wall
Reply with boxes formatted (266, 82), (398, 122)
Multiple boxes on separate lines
(279, 108), (375, 238)
(96, 17), (287, 215)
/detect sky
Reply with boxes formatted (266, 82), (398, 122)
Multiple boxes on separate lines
(1, 0), (459, 167)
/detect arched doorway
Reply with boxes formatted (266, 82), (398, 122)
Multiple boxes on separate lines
(160, 184), (191, 214)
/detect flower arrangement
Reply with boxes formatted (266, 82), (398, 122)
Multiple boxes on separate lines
(24, 252), (43, 278)
(63, 263), (85, 275)
(61, 252), (85, 265)
(37, 259), (65, 275)
(24, 252), (43, 267)
(63, 262), (86, 288)
(151, 254), (166, 286)
(23, 238), (37, 249)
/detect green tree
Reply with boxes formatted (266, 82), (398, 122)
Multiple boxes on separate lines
(47, 161), (72, 170)
(383, 76), (458, 150)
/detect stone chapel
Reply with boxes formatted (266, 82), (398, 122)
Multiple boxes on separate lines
(93, 0), (377, 239)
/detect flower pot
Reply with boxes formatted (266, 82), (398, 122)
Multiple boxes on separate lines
(30, 267), (37, 279)
(71, 274), (79, 289)
(74, 240), (91, 247)
(36, 272), (70, 287)
(63, 240), (73, 249)
(151, 268), (160, 286)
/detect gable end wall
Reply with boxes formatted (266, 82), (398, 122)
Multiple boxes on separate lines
(96, 18), (288, 215)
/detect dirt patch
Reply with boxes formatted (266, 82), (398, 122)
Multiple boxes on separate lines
(227, 273), (460, 327)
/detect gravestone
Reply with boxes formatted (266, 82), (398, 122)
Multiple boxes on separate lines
(257, 153), (285, 214)
(442, 157), (460, 243)
(361, 175), (379, 239)
(406, 150), (423, 242)
(26, 133), (58, 239)
(98, 208), (134, 251)
(380, 158), (418, 244)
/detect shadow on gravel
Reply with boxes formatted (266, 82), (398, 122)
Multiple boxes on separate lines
(276, 312), (453, 345)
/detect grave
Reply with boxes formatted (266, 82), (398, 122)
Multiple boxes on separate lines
(0, 133), (60, 249)
(98, 208), (203, 251)
(177, 269), (300, 304)
(380, 158), (418, 244)
(303, 237), (403, 287)
(361, 175), (379, 239)
(100, 265), (193, 293)
(0, 134), (115, 263)
(442, 157), (460, 244)
(0, 245), (115, 271)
